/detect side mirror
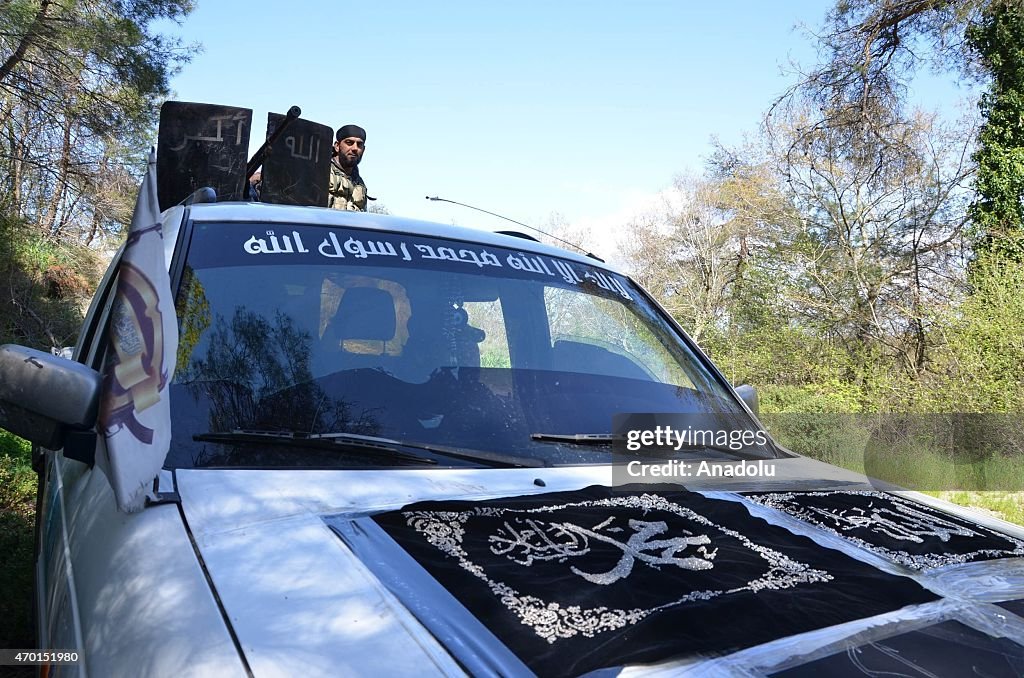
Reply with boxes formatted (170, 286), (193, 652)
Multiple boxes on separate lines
(0, 344), (102, 450)
(735, 384), (759, 416)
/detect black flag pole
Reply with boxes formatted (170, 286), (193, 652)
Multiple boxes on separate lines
(245, 105), (301, 181)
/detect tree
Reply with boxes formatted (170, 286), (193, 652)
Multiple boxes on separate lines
(623, 176), (748, 343)
(783, 1), (990, 130)
(771, 103), (972, 374)
(0, 1), (195, 126)
(0, 0), (196, 240)
(0, 1), (196, 349)
(966, 3), (1024, 255)
(786, 1), (1024, 253)
(623, 102), (972, 416)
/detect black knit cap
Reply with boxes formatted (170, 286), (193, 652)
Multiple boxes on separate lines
(336, 124), (366, 142)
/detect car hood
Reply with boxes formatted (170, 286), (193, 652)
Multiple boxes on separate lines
(178, 465), (615, 676)
(176, 461), (1024, 676)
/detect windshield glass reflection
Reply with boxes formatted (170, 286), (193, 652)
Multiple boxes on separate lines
(168, 223), (768, 469)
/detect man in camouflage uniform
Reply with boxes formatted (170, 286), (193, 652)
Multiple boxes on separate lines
(328, 124), (368, 211)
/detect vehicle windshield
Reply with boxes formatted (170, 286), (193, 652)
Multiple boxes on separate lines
(167, 221), (773, 468)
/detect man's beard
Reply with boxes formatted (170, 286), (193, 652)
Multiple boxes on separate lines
(338, 153), (361, 169)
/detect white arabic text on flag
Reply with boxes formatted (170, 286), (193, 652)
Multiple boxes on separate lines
(97, 148), (178, 513)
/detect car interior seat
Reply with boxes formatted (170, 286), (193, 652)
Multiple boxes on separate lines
(397, 304), (485, 383)
(315, 286), (397, 374)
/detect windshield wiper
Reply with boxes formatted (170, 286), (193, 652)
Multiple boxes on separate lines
(194, 429), (543, 468)
(313, 431), (545, 468)
(531, 433), (615, 444)
(194, 429), (437, 465)
(531, 432), (742, 456)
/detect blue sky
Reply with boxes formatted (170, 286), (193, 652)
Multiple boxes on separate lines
(161, 1), (971, 255)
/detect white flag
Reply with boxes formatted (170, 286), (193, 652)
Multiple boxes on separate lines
(98, 148), (179, 512)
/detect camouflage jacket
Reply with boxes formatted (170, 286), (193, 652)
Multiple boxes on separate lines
(328, 160), (368, 211)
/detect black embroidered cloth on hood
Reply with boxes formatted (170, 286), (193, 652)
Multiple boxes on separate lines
(373, 485), (938, 676)
(746, 490), (1024, 570)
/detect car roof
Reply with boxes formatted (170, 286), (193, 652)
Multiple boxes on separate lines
(181, 201), (622, 274)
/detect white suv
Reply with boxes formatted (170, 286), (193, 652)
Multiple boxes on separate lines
(3, 201), (1024, 677)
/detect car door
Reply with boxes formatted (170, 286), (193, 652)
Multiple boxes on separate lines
(33, 245), (122, 674)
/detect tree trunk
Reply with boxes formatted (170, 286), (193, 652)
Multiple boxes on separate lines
(42, 115), (72, 236)
(0, 0), (54, 87)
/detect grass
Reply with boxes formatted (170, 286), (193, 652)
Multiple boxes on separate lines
(762, 414), (1024, 527)
(0, 430), (36, 664)
(762, 414), (1024, 493)
(926, 491), (1024, 527)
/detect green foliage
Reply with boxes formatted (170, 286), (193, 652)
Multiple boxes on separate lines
(0, 212), (99, 348)
(480, 350), (512, 369)
(0, 454), (34, 512)
(762, 412), (872, 470)
(0, 430), (31, 463)
(760, 382), (866, 414)
(929, 491), (1024, 526)
(1, 0), (196, 242)
(0, 436), (35, 651)
(175, 266), (212, 371)
(0, 0), (196, 136)
(0, 502), (34, 651)
(967, 3), (1024, 255)
(928, 253), (1024, 412)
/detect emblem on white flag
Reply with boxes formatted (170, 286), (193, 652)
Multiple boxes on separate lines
(98, 148), (178, 513)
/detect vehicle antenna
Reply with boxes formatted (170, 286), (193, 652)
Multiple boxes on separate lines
(425, 196), (602, 261)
